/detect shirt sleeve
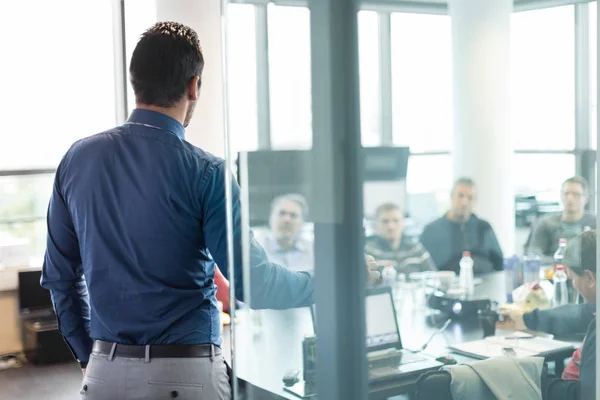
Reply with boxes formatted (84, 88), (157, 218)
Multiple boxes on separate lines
(200, 161), (314, 309)
(40, 165), (92, 363)
(523, 304), (595, 337)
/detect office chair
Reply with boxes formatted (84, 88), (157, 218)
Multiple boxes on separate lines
(414, 370), (453, 400)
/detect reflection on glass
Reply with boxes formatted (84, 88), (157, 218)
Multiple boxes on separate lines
(268, 5), (312, 149)
(510, 5), (575, 150)
(391, 13), (452, 152)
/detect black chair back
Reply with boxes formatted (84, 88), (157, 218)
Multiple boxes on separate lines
(414, 370), (453, 400)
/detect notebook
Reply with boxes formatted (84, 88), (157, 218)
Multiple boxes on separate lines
(449, 333), (576, 360)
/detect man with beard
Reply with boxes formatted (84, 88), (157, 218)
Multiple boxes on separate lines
(262, 194), (314, 272)
(40, 22), (378, 400)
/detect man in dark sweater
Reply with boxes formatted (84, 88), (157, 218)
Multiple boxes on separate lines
(420, 178), (503, 274)
(500, 230), (596, 400)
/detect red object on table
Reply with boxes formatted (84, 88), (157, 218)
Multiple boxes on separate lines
(214, 266), (231, 313)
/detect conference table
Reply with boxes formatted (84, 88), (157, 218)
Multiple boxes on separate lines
(223, 272), (579, 399)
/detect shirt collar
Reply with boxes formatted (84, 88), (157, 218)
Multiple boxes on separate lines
(266, 233), (308, 253)
(127, 109), (186, 140)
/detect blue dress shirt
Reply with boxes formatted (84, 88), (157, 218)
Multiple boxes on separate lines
(41, 109), (314, 363)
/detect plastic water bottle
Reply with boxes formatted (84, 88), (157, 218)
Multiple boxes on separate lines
(553, 266), (569, 307)
(553, 238), (567, 270)
(552, 239), (569, 307)
(459, 251), (474, 297)
(523, 255), (541, 284)
(381, 265), (398, 287)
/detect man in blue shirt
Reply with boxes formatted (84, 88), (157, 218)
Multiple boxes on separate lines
(262, 194), (314, 272)
(41, 22), (361, 399)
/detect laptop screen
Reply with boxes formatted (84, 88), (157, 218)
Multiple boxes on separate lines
(365, 289), (401, 351)
(309, 287), (401, 351)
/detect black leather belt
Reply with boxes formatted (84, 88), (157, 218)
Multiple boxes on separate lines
(92, 340), (221, 359)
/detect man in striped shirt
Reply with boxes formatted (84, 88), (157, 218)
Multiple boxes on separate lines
(365, 203), (436, 275)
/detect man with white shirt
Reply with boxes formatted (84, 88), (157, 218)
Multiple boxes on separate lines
(262, 194), (314, 272)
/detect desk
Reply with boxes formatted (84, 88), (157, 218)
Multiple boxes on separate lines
(229, 272), (577, 399)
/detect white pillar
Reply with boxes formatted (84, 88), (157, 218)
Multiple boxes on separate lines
(156, 0), (225, 158)
(449, 0), (514, 255)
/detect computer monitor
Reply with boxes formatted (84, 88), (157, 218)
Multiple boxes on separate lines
(237, 147), (410, 226)
(309, 287), (402, 352)
(18, 270), (53, 312)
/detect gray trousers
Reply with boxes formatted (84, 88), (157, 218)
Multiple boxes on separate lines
(80, 349), (232, 399)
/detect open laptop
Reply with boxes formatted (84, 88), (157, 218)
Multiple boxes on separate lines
(308, 287), (443, 384)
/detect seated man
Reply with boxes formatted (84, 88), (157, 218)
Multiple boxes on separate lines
(527, 176), (596, 263)
(420, 178), (503, 274)
(365, 203), (436, 275)
(500, 230), (596, 400)
(262, 194), (314, 272)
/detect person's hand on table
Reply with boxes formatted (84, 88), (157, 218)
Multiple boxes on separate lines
(365, 255), (380, 284)
(497, 308), (527, 331)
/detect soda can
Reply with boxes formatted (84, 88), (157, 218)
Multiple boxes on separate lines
(302, 334), (317, 384)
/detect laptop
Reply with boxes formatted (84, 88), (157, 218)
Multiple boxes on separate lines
(308, 287), (443, 384)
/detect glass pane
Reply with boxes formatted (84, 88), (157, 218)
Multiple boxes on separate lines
(124, 0), (158, 115)
(358, 11), (381, 147)
(391, 14), (452, 152)
(0, 174), (55, 262)
(268, 5), (312, 150)
(510, 6), (575, 150)
(590, 1), (597, 150)
(513, 153), (576, 194)
(227, 4), (259, 155)
(0, 0), (116, 170)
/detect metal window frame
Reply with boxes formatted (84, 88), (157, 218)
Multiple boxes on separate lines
(309, 0), (368, 399)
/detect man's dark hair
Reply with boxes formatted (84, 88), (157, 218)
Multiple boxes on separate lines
(564, 230), (596, 276)
(452, 177), (476, 194)
(130, 21), (204, 108)
(562, 176), (589, 194)
(375, 203), (402, 219)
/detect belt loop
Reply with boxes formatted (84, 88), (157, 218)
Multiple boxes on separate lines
(145, 345), (151, 363)
(108, 343), (117, 361)
(210, 344), (215, 362)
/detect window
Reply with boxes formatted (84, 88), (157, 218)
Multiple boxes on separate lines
(1, 1), (117, 260)
(513, 154), (576, 194)
(391, 13), (452, 152)
(510, 6), (575, 150)
(358, 11), (381, 147)
(227, 4), (259, 155)
(268, 5), (312, 149)
(0, 0), (117, 170)
(124, 0), (158, 115)
(406, 154), (452, 216)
